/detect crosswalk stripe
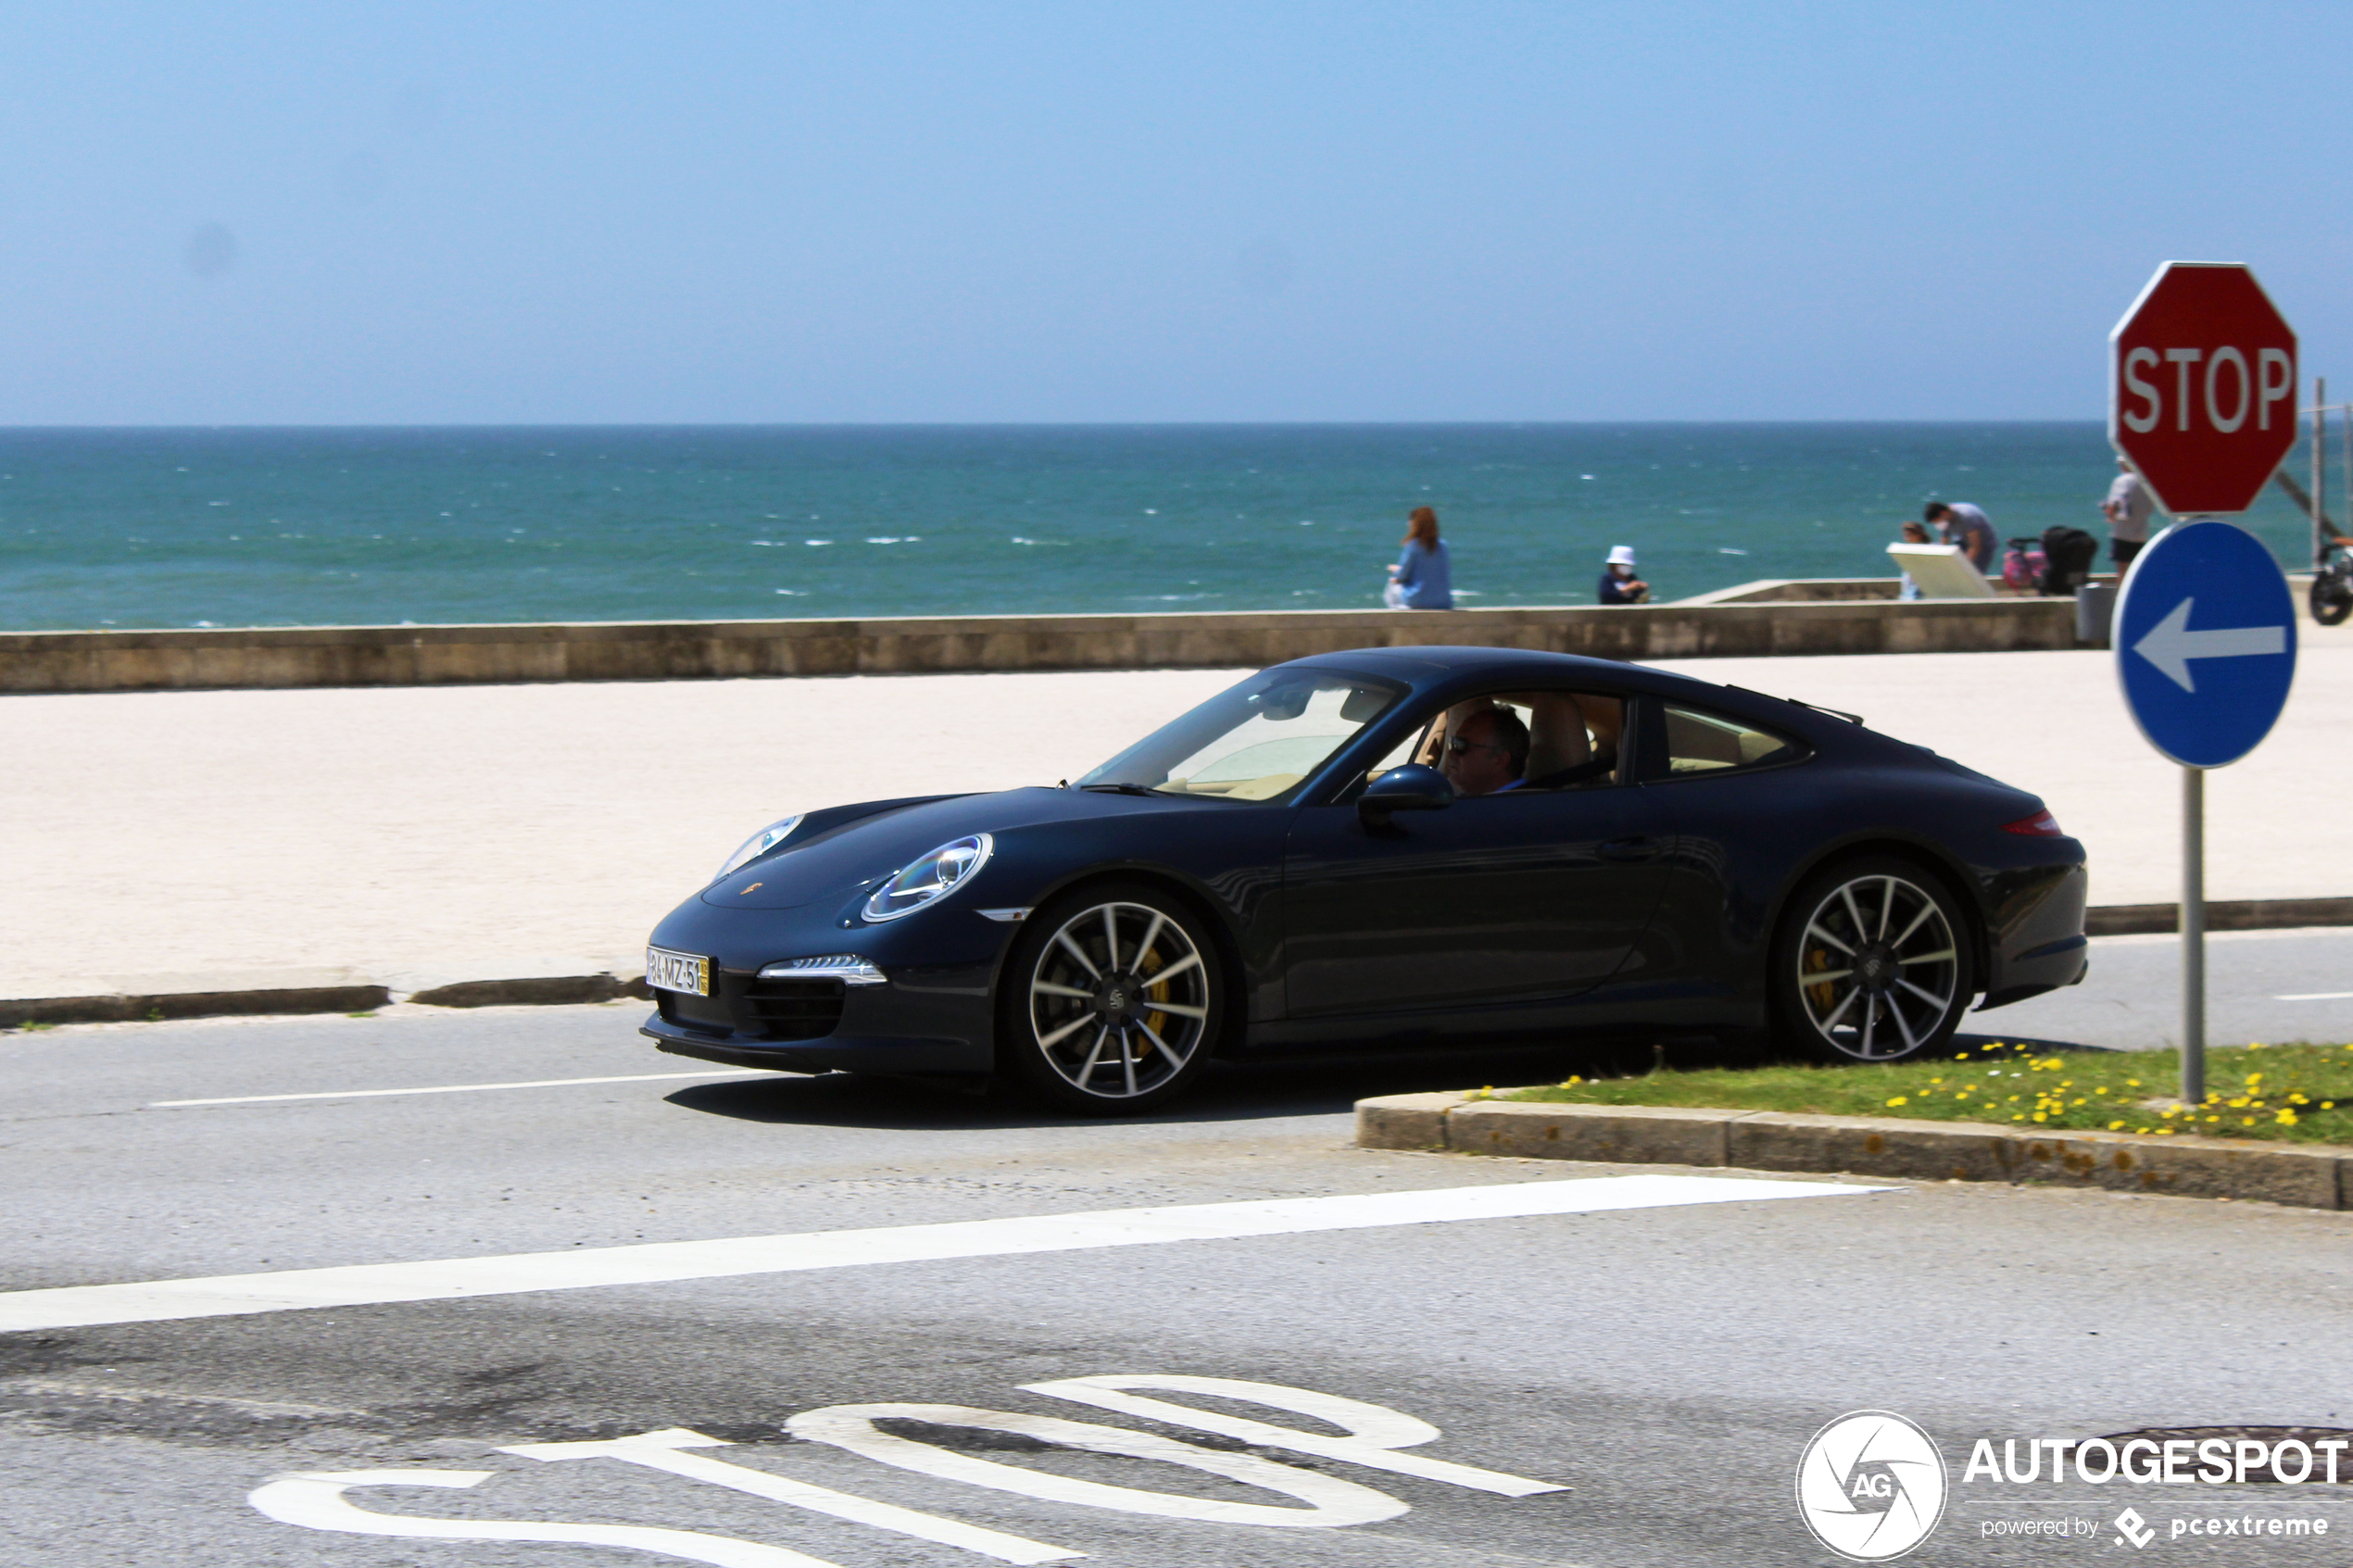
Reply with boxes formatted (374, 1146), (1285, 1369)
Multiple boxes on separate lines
(0, 1173), (1880, 1335)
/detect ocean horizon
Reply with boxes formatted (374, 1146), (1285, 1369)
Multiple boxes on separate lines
(0, 422), (2321, 632)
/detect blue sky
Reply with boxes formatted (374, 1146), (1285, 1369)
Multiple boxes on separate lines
(5, 2), (2349, 424)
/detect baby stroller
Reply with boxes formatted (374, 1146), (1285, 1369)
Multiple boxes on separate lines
(2005, 527), (2098, 596)
(2037, 526), (2099, 596)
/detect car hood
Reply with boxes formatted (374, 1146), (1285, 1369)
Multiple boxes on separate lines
(700, 786), (1189, 909)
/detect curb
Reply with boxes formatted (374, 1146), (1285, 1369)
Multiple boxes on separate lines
(6, 895), (2350, 1033)
(1356, 1093), (2353, 1211)
(0, 972), (651, 1029)
(2085, 897), (2353, 936)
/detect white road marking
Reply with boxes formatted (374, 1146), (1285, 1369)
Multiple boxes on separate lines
(2275, 991), (2353, 1002)
(786, 1404), (1406, 1525)
(153, 1069), (767, 1107)
(506, 1429), (1083, 1563)
(0, 1174), (1876, 1335)
(250, 1471), (845, 1568)
(1028, 1374), (1559, 1496)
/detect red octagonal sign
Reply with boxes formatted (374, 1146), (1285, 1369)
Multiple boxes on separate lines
(2110, 261), (2298, 516)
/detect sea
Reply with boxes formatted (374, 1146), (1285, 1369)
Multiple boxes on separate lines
(0, 423), (2324, 632)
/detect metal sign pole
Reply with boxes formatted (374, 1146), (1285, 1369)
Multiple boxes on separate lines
(2181, 763), (2205, 1105)
(2317, 377), (2330, 570)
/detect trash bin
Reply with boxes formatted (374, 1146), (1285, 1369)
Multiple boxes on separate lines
(2075, 582), (2116, 646)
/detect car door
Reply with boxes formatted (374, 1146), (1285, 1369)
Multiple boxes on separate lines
(1279, 695), (1674, 1019)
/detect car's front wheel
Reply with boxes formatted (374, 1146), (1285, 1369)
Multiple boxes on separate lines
(1770, 857), (1974, 1064)
(1000, 884), (1222, 1113)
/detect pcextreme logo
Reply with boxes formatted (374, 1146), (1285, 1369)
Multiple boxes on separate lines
(1796, 1411), (1950, 1562)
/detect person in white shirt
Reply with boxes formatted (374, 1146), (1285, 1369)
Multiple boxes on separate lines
(2101, 458), (2154, 569)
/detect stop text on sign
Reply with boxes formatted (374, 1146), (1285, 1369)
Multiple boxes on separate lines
(2117, 344), (2294, 435)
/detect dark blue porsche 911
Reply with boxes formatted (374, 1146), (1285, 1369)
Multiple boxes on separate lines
(641, 646), (2087, 1111)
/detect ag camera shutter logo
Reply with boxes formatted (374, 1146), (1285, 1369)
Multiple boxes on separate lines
(1795, 1411), (1949, 1561)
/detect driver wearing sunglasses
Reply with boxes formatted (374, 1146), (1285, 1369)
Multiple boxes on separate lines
(1438, 706), (1529, 797)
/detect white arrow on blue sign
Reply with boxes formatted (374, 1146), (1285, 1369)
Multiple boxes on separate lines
(2113, 519), (2297, 768)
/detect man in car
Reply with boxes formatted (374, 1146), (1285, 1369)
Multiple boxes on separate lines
(1439, 706), (1529, 797)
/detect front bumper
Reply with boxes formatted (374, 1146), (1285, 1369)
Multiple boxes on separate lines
(637, 893), (1006, 1074)
(638, 960), (1000, 1075)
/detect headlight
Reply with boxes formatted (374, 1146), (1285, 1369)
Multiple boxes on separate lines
(716, 814), (805, 880)
(862, 834), (992, 922)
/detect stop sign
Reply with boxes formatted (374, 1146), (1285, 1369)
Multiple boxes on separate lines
(2109, 261), (2298, 515)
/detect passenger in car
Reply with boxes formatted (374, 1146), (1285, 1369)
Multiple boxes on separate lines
(1525, 693), (1621, 788)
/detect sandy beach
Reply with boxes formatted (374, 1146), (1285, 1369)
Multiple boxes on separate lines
(4, 634), (2347, 1000)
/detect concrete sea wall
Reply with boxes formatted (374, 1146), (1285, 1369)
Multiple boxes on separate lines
(0, 589), (2088, 694)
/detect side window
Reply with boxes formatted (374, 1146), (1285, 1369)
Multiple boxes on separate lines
(1661, 705), (1805, 776)
(1380, 690), (1628, 791)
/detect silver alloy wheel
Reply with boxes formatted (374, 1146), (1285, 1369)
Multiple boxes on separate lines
(1026, 899), (1212, 1099)
(1793, 872), (1961, 1061)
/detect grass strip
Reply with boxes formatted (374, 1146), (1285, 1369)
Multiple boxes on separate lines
(1497, 1040), (2353, 1145)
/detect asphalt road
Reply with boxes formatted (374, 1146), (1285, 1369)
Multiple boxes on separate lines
(1977, 927), (2353, 1053)
(6, 969), (2353, 1568)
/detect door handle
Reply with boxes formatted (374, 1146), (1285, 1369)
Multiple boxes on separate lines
(1597, 835), (1661, 861)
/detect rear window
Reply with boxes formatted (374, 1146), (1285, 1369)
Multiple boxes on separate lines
(1661, 705), (1806, 775)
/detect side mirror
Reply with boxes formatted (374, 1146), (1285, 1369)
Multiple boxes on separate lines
(1358, 763), (1454, 827)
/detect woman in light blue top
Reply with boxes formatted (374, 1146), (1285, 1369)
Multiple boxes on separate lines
(1384, 506), (1453, 609)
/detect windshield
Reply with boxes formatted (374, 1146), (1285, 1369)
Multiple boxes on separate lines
(1078, 670), (1405, 802)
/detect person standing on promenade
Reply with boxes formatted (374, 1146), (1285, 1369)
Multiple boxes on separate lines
(1597, 545), (1650, 604)
(1384, 506), (1453, 609)
(2100, 457), (2153, 570)
(1924, 501), (1997, 574)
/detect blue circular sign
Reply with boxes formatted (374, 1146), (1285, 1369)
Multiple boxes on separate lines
(2113, 519), (2297, 768)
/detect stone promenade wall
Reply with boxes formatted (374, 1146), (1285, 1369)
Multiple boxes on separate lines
(0, 594), (2085, 694)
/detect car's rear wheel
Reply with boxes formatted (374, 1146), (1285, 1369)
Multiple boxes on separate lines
(1000, 884), (1221, 1113)
(1771, 857), (1974, 1065)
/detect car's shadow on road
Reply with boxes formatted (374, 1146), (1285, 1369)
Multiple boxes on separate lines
(663, 1039), (1693, 1132)
(665, 1026), (2117, 1131)
(1953, 1031), (2121, 1056)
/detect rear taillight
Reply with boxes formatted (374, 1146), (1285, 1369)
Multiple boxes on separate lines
(2002, 809), (2064, 837)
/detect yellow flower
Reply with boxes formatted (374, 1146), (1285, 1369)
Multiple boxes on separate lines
(2032, 1112), (2047, 1123)
(2108, 1120), (2125, 1130)
(1885, 1096), (1909, 1107)
(2277, 1109), (2300, 1126)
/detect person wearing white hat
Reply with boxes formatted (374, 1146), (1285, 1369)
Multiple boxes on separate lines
(1597, 545), (1650, 605)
